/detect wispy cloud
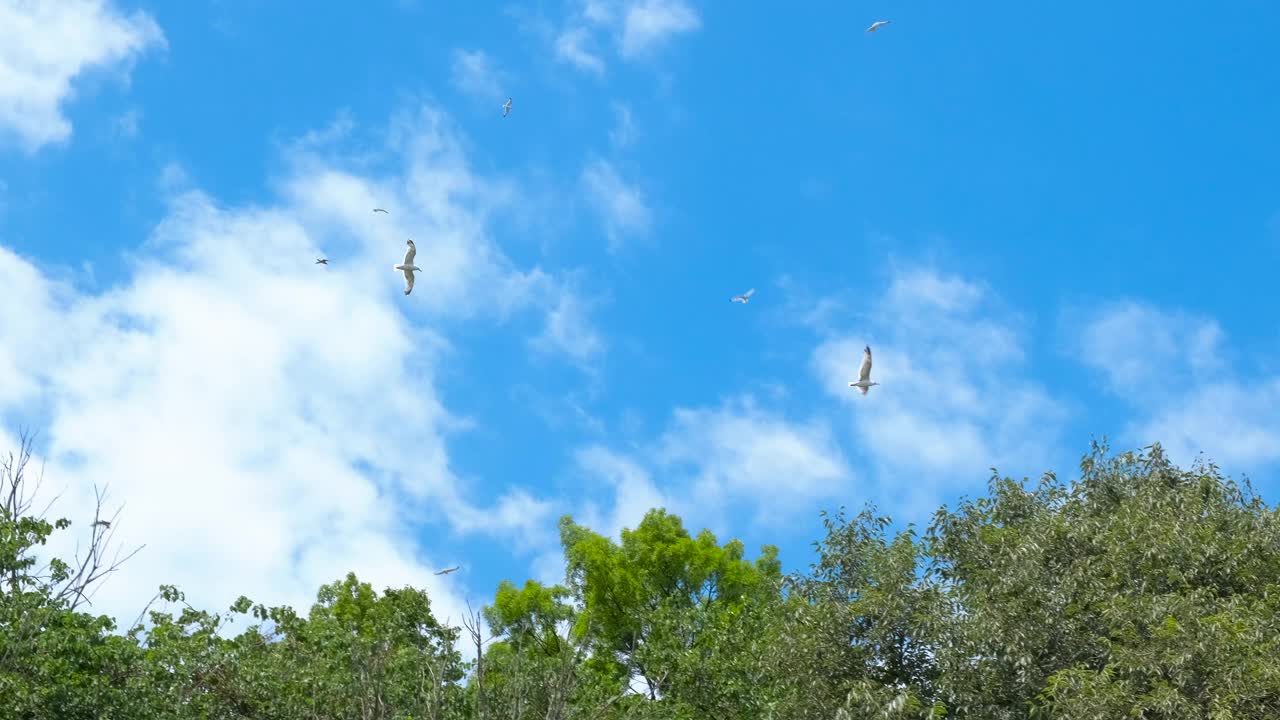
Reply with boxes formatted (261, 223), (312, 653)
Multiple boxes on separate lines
(609, 102), (636, 148)
(0, 104), (592, 632)
(581, 158), (651, 251)
(552, 0), (700, 74)
(555, 27), (607, 75)
(618, 0), (701, 58)
(1074, 300), (1224, 398)
(0, 0), (166, 152)
(449, 49), (507, 101)
(574, 446), (671, 540)
(1073, 300), (1280, 472)
(531, 279), (607, 364)
(111, 107), (141, 140)
(573, 395), (851, 535)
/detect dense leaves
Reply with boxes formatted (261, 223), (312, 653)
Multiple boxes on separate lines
(3, 438), (1280, 718)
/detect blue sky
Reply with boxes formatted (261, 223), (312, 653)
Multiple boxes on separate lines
(2, 0), (1279, 629)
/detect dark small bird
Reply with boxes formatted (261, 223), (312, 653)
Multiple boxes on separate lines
(434, 566), (460, 576)
(315, 258), (328, 265)
(372, 208), (389, 214)
(92, 520), (111, 528)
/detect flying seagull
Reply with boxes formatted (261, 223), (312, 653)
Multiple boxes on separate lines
(731, 288), (756, 304)
(849, 345), (880, 395)
(394, 239), (421, 296)
(502, 97), (512, 118)
(315, 258), (328, 265)
(866, 20), (891, 32)
(372, 208), (389, 214)
(434, 566), (460, 576)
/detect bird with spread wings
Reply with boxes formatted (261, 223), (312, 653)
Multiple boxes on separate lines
(848, 345), (880, 395)
(394, 240), (421, 296)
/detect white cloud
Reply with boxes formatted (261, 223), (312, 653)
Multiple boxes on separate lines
(553, 0), (699, 73)
(618, 0), (701, 58)
(111, 107), (141, 140)
(581, 158), (651, 251)
(609, 102), (636, 148)
(1074, 300), (1224, 398)
(0, 0), (165, 152)
(449, 49), (506, 101)
(1074, 301), (1280, 472)
(574, 445), (671, 539)
(809, 266), (1067, 517)
(656, 397), (852, 524)
(555, 27), (606, 75)
(531, 280), (607, 363)
(573, 396), (851, 534)
(0, 104), (594, 634)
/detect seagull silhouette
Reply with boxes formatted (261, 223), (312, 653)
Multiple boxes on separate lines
(315, 258), (328, 265)
(372, 208), (388, 214)
(434, 566), (460, 576)
(866, 20), (891, 32)
(731, 288), (756, 304)
(394, 240), (421, 296)
(502, 97), (513, 118)
(848, 345), (880, 395)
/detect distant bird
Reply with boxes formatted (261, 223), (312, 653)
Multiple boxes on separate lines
(92, 520), (111, 528)
(394, 239), (421, 296)
(372, 208), (389, 214)
(502, 97), (512, 118)
(315, 258), (328, 265)
(848, 345), (880, 395)
(731, 288), (756, 304)
(866, 20), (891, 32)
(435, 566), (460, 576)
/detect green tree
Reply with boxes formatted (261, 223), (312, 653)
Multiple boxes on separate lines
(0, 433), (149, 720)
(774, 508), (945, 720)
(558, 508), (783, 717)
(926, 443), (1280, 718)
(470, 580), (587, 720)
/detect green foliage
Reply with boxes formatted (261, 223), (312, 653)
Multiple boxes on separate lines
(926, 443), (1280, 718)
(4, 437), (1280, 719)
(558, 508), (782, 706)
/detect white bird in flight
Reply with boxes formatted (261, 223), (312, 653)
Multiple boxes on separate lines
(502, 97), (513, 117)
(394, 239), (421, 296)
(849, 345), (880, 395)
(731, 288), (756, 304)
(435, 566), (460, 576)
(866, 20), (891, 32)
